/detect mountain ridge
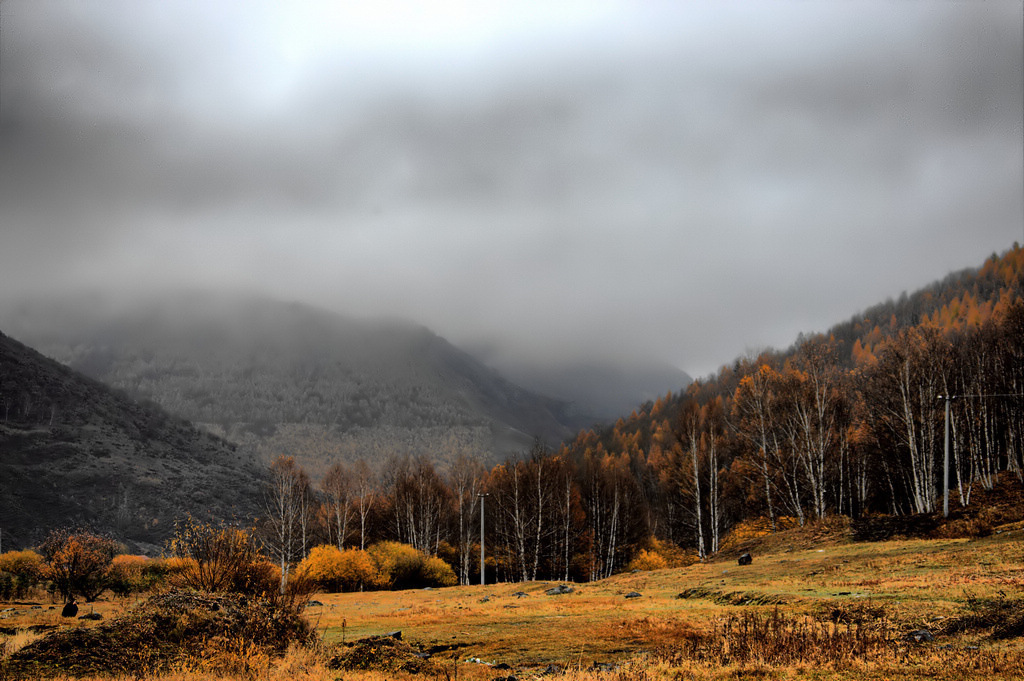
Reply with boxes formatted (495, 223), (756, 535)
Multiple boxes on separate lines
(0, 328), (264, 552)
(0, 292), (603, 476)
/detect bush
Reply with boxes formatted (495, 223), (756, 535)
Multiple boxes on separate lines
(367, 541), (457, 590)
(627, 538), (696, 572)
(0, 549), (44, 599)
(627, 549), (668, 572)
(168, 518), (267, 595)
(297, 545), (376, 592)
(41, 529), (119, 602)
(106, 555), (151, 598)
(419, 556), (457, 587)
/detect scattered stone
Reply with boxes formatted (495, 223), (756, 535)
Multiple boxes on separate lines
(906, 629), (935, 643)
(78, 612), (103, 621)
(386, 630), (402, 640)
(625, 592), (642, 599)
(592, 661), (618, 671)
(542, 663), (563, 675)
(479, 595), (491, 603)
(306, 600), (323, 607)
(513, 591), (529, 598)
(738, 553), (753, 566)
(493, 662), (512, 670)
(545, 585), (574, 595)
(31, 605), (42, 610)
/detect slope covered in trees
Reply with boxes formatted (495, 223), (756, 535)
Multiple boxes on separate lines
(259, 246), (1023, 586)
(0, 329), (264, 551)
(0, 292), (580, 475)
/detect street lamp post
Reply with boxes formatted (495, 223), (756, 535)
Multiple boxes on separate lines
(478, 493), (490, 586)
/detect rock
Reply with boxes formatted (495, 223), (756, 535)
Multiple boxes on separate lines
(542, 663), (563, 675)
(738, 553), (752, 566)
(906, 629), (934, 643)
(479, 595), (491, 603)
(625, 592), (642, 599)
(493, 662), (512, 670)
(386, 630), (402, 640)
(78, 612), (103, 621)
(513, 591), (529, 598)
(545, 585), (574, 595)
(306, 600), (323, 607)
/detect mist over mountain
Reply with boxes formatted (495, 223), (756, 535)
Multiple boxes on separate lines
(0, 291), (639, 476)
(0, 328), (263, 552)
(482, 356), (691, 421)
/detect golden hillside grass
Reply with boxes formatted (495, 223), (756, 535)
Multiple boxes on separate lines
(3, 523), (1023, 680)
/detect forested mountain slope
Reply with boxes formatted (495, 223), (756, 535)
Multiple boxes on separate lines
(544, 245), (1024, 572)
(0, 293), (578, 475)
(0, 330), (263, 551)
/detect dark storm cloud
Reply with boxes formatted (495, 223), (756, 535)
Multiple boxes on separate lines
(1, 1), (1021, 377)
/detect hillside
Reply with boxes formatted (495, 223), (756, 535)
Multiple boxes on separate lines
(0, 292), (583, 476)
(0, 329), (264, 552)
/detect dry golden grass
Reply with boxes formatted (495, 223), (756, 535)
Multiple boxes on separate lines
(3, 523), (1023, 680)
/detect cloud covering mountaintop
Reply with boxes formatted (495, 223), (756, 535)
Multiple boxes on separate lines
(1, 1), (1021, 377)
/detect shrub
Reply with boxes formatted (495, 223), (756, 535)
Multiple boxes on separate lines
(627, 549), (668, 572)
(297, 545), (376, 592)
(627, 538), (696, 572)
(168, 518), (267, 594)
(367, 541), (457, 590)
(41, 529), (119, 602)
(0, 549), (44, 599)
(367, 541), (422, 589)
(419, 556), (457, 587)
(106, 555), (151, 598)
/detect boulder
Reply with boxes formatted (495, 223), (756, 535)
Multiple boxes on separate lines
(545, 585), (574, 595)
(624, 592), (642, 599)
(738, 553), (752, 566)
(906, 629), (934, 643)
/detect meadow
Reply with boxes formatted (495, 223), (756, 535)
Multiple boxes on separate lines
(2, 520), (1023, 681)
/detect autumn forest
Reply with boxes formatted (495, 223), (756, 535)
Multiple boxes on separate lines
(247, 246), (1024, 589)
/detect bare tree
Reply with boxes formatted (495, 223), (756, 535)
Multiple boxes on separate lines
(263, 456), (310, 591)
(448, 453), (484, 585)
(352, 458), (377, 550)
(322, 463), (353, 549)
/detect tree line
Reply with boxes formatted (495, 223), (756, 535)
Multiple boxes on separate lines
(260, 248), (1024, 585)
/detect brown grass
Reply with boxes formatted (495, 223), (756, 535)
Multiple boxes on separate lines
(3, 523), (1023, 680)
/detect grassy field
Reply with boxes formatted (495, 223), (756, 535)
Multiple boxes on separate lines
(3, 521), (1023, 680)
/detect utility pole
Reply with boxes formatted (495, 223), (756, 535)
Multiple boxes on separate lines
(937, 392), (1020, 517)
(478, 493), (490, 586)
(938, 395), (956, 518)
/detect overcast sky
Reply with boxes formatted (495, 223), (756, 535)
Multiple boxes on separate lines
(1, 1), (1021, 378)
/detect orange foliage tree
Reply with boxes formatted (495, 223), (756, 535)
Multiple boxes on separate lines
(41, 528), (119, 602)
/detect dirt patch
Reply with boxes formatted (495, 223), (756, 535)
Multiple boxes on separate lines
(327, 634), (437, 674)
(1, 589), (311, 677)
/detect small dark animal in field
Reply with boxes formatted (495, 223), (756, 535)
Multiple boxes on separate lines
(738, 553), (753, 566)
(60, 600), (78, 618)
